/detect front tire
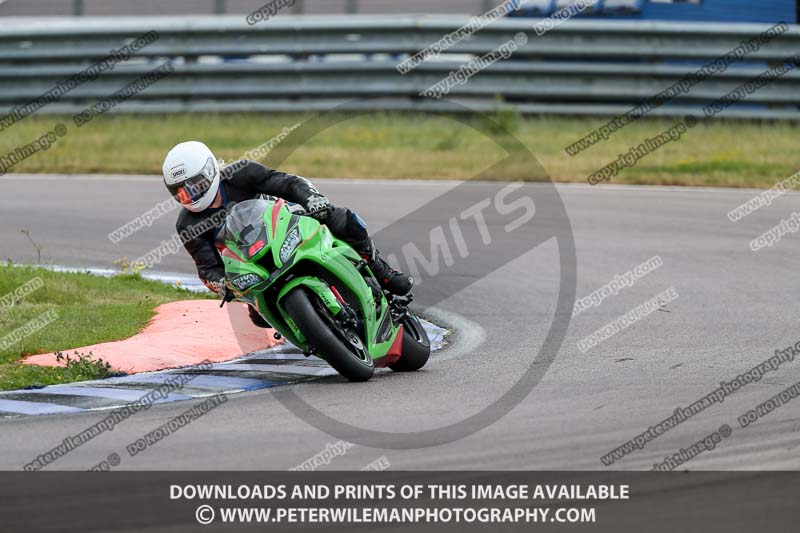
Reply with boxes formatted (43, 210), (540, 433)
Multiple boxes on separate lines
(390, 309), (431, 372)
(283, 288), (374, 382)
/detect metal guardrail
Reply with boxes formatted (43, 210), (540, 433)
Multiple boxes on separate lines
(1, 0), (498, 17)
(1, 16), (799, 119)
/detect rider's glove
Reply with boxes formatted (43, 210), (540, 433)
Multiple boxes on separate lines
(286, 203), (308, 215)
(303, 195), (332, 220)
(202, 278), (223, 294)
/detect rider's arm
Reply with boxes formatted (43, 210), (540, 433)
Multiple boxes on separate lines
(225, 160), (321, 206)
(177, 216), (225, 293)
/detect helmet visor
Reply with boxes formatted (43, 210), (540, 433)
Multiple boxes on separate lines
(167, 158), (217, 207)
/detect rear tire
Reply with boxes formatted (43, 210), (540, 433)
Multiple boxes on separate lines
(390, 309), (431, 372)
(283, 288), (374, 382)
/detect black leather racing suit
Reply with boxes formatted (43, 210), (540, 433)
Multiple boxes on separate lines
(176, 159), (372, 294)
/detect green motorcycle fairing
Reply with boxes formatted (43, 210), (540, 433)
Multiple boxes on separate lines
(220, 198), (400, 362)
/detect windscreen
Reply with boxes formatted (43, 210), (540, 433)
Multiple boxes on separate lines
(225, 199), (270, 248)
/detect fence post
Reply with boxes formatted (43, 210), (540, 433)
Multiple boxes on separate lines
(292, 0), (305, 14)
(73, 0), (84, 16)
(214, 0), (226, 14)
(346, 0), (358, 14)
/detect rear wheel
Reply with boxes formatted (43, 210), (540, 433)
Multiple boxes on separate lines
(283, 287), (374, 382)
(390, 309), (431, 372)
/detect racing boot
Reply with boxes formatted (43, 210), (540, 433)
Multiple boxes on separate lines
(359, 240), (414, 296)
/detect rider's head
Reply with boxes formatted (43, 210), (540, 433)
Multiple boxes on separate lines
(162, 141), (220, 212)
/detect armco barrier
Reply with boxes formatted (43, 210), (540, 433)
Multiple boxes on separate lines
(1, 15), (799, 119)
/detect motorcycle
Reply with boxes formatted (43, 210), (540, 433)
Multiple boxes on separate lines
(218, 198), (430, 382)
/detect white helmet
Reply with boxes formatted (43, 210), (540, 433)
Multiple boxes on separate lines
(162, 141), (220, 213)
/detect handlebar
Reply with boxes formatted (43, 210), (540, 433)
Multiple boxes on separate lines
(219, 283), (235, 308)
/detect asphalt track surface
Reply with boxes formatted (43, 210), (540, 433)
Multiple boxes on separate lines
(1, 174), (799, 471)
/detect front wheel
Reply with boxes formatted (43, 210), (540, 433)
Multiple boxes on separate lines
(390, 309), (431, 372)
(282, 287), (374, 382)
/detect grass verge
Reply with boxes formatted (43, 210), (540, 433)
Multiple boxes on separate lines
(0, 265), (213, 392)
(1, 112), (798, 188)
